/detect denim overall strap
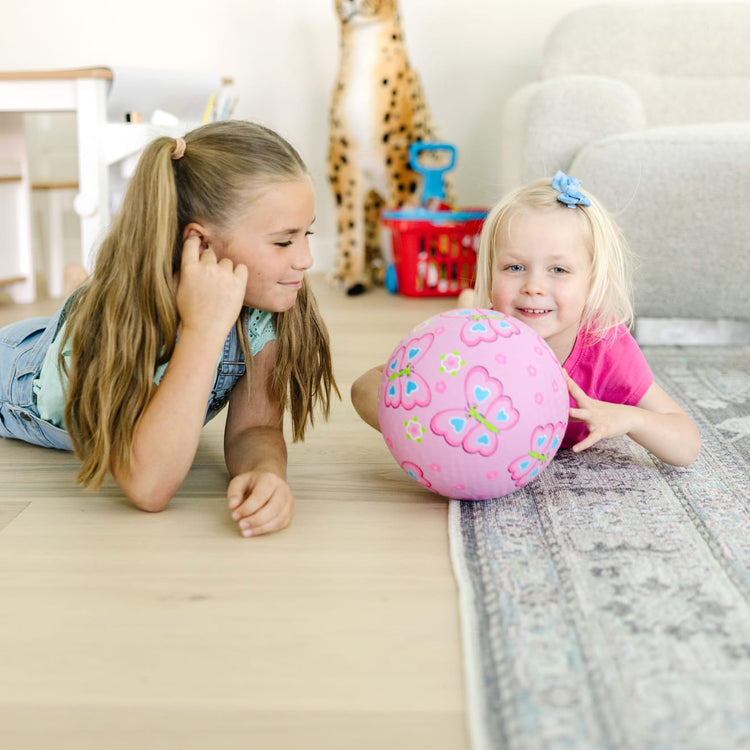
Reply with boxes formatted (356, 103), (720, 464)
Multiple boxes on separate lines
(204, 324), (247, 423)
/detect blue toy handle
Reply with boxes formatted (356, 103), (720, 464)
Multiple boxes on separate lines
(409, 142), (457, 204)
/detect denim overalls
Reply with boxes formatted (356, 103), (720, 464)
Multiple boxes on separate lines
(0, 304), (254, 450)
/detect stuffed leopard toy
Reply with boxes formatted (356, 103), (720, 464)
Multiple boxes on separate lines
(328, 0), (450, 295)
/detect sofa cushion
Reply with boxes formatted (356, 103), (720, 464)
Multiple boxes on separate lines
(542, 3), (750, 125)
(570, 122), (750, 321)
(499, 75), (645, 191)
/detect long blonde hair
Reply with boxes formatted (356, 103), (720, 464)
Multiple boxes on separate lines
(474, 177), (633, 338)
(63, 120), (338, 488)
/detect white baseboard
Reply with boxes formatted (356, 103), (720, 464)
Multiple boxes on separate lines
(635, 318), (750, 346)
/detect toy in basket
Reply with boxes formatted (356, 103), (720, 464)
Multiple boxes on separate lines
(380, 143), (487, 297)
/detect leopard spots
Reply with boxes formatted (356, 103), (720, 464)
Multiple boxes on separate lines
(328, 0), (448, 294)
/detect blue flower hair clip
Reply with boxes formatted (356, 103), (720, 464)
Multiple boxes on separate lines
(552, 170), (591, 208)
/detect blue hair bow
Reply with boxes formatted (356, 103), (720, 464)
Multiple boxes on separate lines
(552, 170), (591, 208)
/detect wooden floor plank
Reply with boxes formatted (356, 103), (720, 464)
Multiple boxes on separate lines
(0, 275), (469, 749)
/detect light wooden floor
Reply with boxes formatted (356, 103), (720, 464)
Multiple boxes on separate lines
(0, 275), (469, 750)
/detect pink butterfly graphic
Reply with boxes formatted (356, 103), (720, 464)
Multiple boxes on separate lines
(401, 461), (432, 489)
(442, 309), (521, 346)
(383, 333), (434, 409)
(430, 366), (519, 456)
(508, 422), (566, 487)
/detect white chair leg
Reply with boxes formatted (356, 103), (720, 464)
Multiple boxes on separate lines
(0, 113), (36, 303)
(44, 189), (65, 298)
(0, 174), (36, 304)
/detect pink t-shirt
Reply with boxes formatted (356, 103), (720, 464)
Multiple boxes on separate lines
(562, 324), (653, 448)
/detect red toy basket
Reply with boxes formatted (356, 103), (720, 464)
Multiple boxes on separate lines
(381, 209), (487, 297)
(380, 141), (487, 297)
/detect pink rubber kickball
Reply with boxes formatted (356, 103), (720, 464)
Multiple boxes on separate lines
(377, 309), (569, 500)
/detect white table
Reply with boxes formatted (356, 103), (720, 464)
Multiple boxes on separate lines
(0, 67), (230, 302)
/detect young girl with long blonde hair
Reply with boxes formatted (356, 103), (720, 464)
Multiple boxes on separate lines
(351, 171), (700, 467)
(0, 120), (338, 537)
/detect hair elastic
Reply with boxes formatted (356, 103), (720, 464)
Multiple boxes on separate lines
(171, 138), (187, 160)
(552, 170), (591, 208)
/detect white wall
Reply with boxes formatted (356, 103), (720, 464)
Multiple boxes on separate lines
(0, 0), (677, 272)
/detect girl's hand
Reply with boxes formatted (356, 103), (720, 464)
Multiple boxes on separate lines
(227, 471), (295, 538)
(176, 234), (248, 339)
(565, 371), (701, 466)
(565, 371), (633, 452)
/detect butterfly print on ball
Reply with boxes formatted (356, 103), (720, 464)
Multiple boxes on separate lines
(508, 422), (566, 487)
(442, 309), (521, 346)
(430, 366), (519, 456)
(383, 333), (434, 409)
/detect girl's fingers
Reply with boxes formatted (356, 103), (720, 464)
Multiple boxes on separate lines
(181, 234), (202, 267)
(228, 473), (276, 520)
(240, 512), (292, 538)
(572, 434), (597, 453)
(564, 371), (589, 404)
(227, 472), (293, 537)
(237, 500), (288, 537)
(232, 496), (269, 522)
(234, 262), (248, 282)
(563, 370), (580, 392)
(227, 474), (252, 510)
(182, 235), (245, 287)
(568, 407), (586, 423)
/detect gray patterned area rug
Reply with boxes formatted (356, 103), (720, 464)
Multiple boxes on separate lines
(449, 346), (750, 750)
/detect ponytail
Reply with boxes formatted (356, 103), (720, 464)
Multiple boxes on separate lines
(63, 137), (181, 487)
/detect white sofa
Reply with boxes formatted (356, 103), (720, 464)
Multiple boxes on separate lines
(499, 2), (750, 343)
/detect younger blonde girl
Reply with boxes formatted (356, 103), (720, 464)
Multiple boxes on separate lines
(352, 171), (700, 467)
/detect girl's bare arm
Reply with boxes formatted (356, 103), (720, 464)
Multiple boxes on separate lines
(113, 236), (246, 510)
(566, 374), (701, 467)
(224, 342), (293, 538)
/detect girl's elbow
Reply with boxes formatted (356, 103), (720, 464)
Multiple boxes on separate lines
(119, 478), (177, 513)
(671, 431), (702, 468)
(129, 493), (172, 513)
(683, 436), (702, 467)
